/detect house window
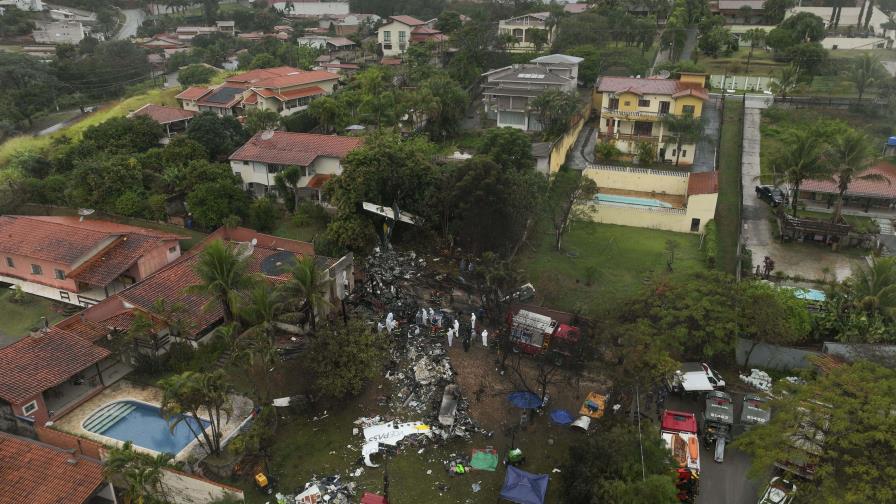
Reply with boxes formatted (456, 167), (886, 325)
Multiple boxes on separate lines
(54, 269), (65, 280)
(624, 101), (631, 107)
(5, 257), (12, 268)
(22, 400), (38, 416)
(659, 101), (670, 113)
(681, 150), (687, 158)
(168, 246), (178, 254)
(690, 218), (701, 232)
(682, 104), (696, 115)
(608, 98), (619, 109)
(399, 31), (406, 44)
(638, 99), (650, 107)
(31, 264), (42, 275)
(383, 30), (391, 42)
(512, 28), (524, 41)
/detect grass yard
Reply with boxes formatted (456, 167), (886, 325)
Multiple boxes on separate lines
(701, 48), (785, 77)
(0, 86), (181, 166)
(518, 221), (706, 315)
(272, 216), (326, 243)
(759, 106), (895, 183)
(0, 289), (65, 347)
(715, 101), (744, 275)
(827, 48), (896, 60)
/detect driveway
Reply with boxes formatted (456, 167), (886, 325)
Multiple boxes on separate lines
(567, 121), (596, 170)
(663, 393), (764, 504)
(116, 8), (145, 40)
(740, 99), (859, 281)
(692, 95), (721, 173)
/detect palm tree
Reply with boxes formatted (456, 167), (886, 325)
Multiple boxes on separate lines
(774, 128), (825, 217)
(848, 256), (896, 318)
(742, 28), (767, 74)
(186, 240), (256, 325)
(240, 284), (285, 342)
(662, 113), (703, 166)
(159, 370), (232, 456)
(103, 442), (173, 504)
(850, 53), (882, 101)
(278, 256), (332, 332)
(826, 129), (882, 224)
(771, 64), (800, 100)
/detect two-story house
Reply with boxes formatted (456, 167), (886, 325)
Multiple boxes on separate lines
(377, 15), (445, 57)
(229, 131), (363, 200)
(481, 54), (582, 131)
(0, 216), (184, 306)
(594, 73), (708, 166)
(127, 104), (195, 143)
(498, 12), (553, 53)
(176, 66), (340, 117)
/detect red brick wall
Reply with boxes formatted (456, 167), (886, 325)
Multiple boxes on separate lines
(35, 425), (106, 460)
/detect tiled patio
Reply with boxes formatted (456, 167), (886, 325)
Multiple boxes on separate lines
(50, 380), (254, 461)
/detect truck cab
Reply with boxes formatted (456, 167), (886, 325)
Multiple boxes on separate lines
(667, 362), (726, 394)
(661, 410), (701, 501)
(701, 390), (734, 462)
(741, 394), (771, 429)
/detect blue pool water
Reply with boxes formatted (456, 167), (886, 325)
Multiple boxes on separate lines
(596, 193), (673, 208)
(83, 400), (210, 455)
(791, 287), (826, 303)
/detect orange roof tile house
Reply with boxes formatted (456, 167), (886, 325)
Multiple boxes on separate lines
(229, 131), (363, 199)
(0, 216), (185, 307)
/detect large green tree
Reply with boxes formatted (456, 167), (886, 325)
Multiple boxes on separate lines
(308, 319), (388, 397)
(477, 127), (535, 172)
(187, 239), (257, 324)
(185, 112), (248, 160)
(561, 421), (678, 503)
(771, 127), (825, 217)
(826, 128), (878, 225)
(735, 362), (896, 503)
(278, 255), (331, 331)
(186, 179), (250, 229)
(530, 89), (581, 139)
(103, 441), (174, 504)
(738, 281), (812, 365)
(81, 116), (165, 154)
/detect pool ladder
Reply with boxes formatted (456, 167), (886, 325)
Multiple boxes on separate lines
(83, 402), (137, 434)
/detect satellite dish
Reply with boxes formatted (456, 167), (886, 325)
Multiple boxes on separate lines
(260, 130), (275, 141)
(251, 238), (258, 246)
(658, 70), (671, 79)
(78, 208), (95, 222)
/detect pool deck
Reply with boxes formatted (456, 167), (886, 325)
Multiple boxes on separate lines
(598, 187), (686, 208)
(49, 380), (254, 461)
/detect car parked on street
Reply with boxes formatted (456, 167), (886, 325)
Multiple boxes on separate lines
(755, 186), (786, 207)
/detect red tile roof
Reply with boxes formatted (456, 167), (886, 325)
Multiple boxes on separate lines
(688, 171), (719, 196)
(322, 63), (360, 70)
(250, 70), (340, 90)
(802, 161), (896, 198)
(70, 233), (174, 287)
(0, 328), (111, 404)
(229, 131), (363, 166)
(254, 86), (326, 102)
(129, 104), (196, 124)
(564, 3), (590, 13)
(389, 15), (426, 26)
(225, 66), (299, 84)
(596, 76), (709, 101)
(381, 57), (402, 65)
(114, 227), (320, 337)
(0, 215), (173, 266)
(0, 433), (105, 504)
(326, 36), (355, 47)
(176, 86), (211, 101)
(306, 174), (332, 189)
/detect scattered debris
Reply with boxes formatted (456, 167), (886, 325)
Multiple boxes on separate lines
(739, 369), (772, 392)
(438, 384), (459, 426)
(361, 421), (431, 467)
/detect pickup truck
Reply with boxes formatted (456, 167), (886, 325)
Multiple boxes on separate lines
(667, 362), (726, 394)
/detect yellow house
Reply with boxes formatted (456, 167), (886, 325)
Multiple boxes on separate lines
(594, 73), (708, 166)
(579, 167), (718, 233)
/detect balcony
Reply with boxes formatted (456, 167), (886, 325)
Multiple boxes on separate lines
(598, 131), (661, 143)
(602, 107), (667, 121)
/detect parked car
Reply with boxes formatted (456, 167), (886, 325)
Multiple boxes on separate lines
(758, 476), (796, 504)
(666, 362), (726, 394)
(756, 186), (786, 207)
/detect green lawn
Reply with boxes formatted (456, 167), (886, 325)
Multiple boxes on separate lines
(701, 48), (785, 77)
(0, 86), (181, 167)
(760, 106), (895, 183)
(272, 216), (325, 243)
(716, 101), (744, 275)
(518, 221), (706, 314)
(0, 290), (65, 347)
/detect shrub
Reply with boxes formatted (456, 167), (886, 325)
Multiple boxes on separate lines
(594, 141), (622, 163)
(703, 219), (718, 268)
(294, 200), (330, 228)
(248, 197), (278, 233)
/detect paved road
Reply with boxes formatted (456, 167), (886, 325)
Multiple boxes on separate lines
(692, 95), (721, 173)
(568, 121), (596, 170)
(680, 27), (698, 61)
(116, 8), (146, 40)
(664, 393), (763, 504)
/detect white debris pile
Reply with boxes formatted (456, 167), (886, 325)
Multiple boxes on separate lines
(740, 369), (773, 392)
(280, 475), (356, 504)
(360, 420), (432, 467)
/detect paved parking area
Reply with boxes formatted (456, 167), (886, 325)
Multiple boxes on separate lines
(663, 392), (764, 504)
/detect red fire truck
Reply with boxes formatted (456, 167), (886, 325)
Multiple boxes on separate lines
(506, 305), (581, 364)
(661, 410), (701, 502)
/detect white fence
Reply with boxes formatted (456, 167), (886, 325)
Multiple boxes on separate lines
(587, 164), (690, 178)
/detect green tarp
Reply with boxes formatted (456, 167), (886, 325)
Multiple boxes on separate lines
(471, 448), (499, 471)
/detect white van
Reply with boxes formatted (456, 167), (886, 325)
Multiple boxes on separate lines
(667, 362), (726, 393)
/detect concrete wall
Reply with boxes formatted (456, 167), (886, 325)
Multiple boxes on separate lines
(159, 468), (245, 504)
(581, 203), (691, 232)
(736, 337), (820, 370)
(583, 165), (689, 195)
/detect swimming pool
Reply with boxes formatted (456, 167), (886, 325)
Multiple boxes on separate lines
(82, 400), (209, 455)
(596, 193), (673, 208)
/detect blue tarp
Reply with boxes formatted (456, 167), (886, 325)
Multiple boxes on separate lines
(499, 466), (549, 504)
(550, 409), (574, 425)
(508, 391), (542, 409)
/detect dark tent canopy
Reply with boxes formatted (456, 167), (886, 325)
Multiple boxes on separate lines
(499, 466), (549, 504)
(508, 391), (542, 409)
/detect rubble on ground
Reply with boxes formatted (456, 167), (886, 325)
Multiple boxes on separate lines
(276, 475), (356, 504)
(739, 369), (803, 392)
